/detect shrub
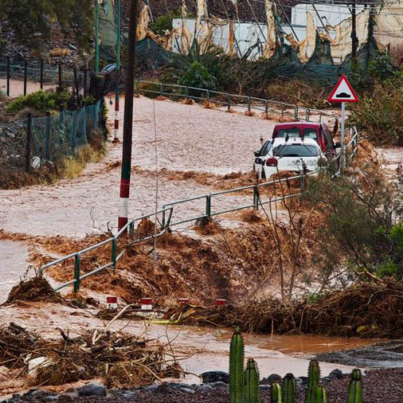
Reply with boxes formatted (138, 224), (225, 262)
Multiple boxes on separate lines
(6, 90), (71, 114)
(349, 82), (403, 145)
(150, 7), (194, 35)
(303, 168), (403, 282)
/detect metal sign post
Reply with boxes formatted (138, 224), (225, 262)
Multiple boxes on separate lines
(341, 101), (346, 169)
(328, 75), (358, 173)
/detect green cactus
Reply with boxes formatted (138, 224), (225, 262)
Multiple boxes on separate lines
(244, 358), (260, 403)
(270, 382), (282, 403)
(348, 369), (363, 403)
(304, 360), (321, 403)
(282, 373), (296, 403)
(229, 328), (244, 403)
(316, 386), (327, 403)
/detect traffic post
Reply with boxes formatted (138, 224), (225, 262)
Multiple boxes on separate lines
(328, 75), (358, 171)
(118, 0), (139, 232)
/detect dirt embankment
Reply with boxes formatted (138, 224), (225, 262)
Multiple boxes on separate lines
(21, 207), (319, 306)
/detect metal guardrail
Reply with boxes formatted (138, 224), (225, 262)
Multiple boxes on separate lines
(136, 81), (335, 123)
(39, 170), (320, 292)
(333, 127), (359, 177)
(161, 174), (308, 228)
(40, 207), (173, 292)
(0, 62), (85, 87)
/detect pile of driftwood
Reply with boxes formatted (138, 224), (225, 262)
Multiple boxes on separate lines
(0, 322), (181, 388)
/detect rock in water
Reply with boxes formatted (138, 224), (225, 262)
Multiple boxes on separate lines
(78, 383), (106, 397)
(201, 371), (230, 384)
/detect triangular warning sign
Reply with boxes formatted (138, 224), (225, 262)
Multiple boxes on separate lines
(328, 75), (358, 103)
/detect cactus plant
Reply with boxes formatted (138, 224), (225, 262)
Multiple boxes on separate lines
(270, 382), (282, 403)
(304, 360), (321, 403)
(348, 369), (363, 403)
(244, 358), (260, 403)
(316, 386), (327, 403)
(230, 328), (244, 403)
(282, 373), (296, 403)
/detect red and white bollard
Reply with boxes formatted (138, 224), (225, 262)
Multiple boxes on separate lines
(107, 296), (118, 309)
(113, 96), (120, 143)
(178, 298), (189, 305)
(141, 298), (153, 311)
(215, 299), (227, 306)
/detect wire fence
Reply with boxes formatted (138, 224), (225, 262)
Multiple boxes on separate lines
(0, 58), (89, 97)
(30, 102), (102, 164)
(0, 101), (102, 172)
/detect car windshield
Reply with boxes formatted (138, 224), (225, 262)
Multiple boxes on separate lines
(273, 144), (319, 157)
(275, 128), (300, 138)
(303, 129), (318, 141)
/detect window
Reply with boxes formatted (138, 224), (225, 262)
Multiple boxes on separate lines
(303, 129), (318, 141)
(273, 144), (320, 157)
(275, 128), (300, 138)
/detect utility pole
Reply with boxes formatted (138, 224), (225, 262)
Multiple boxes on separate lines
(113, 0), (121, 143)
(95, 0), (100, 75)
(118, 0), (138, 231)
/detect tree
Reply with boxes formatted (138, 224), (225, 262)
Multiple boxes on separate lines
(0, 0), (94, 51)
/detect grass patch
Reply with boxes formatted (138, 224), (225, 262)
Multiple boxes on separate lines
(62, 143), (104, 179)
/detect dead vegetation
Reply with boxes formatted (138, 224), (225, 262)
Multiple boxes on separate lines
(156, 279), (403, 338)
(0, 322), (180, 389)
(4, 275), (65, 306)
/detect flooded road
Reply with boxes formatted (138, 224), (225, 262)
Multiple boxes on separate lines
(0, 240), (29, 304)
(0, 95), (284, 237)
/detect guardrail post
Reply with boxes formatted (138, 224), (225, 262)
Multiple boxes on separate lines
(206, 89), (210, 102)
(281, 105), (284, 117)
(82, 107), (87, 144)
(247, 96), (251, 113)
(162, 205), (166, 228)
(253, 185), (259, 210)
(58, 63), (62, 90)
(206, 195), (211, 218)
(300, 175), (305, 192)
(129, 221), (135, 237)
(112, 238), (117, 269)
(306, 108), (310, 122)
(185, 86), (189, 100)
(265, 100), (269, 118)
(319, 113), (322, 123)
(23, 59), (27, 96)
(25, 113), (32, 173)
(227, 94), (231, 111)
(74, 254), (81, 293)
(294, 106), (298, 120)
(159, 83), (163, 96)
(6, 57), (10, 97)
(136, 80), (140, 96)
(45, 112), (51, 160)
(40, 58), (44, 90)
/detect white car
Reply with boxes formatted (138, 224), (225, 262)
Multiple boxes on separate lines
(253, 140), (272, 178)
(257, 137), (326, 180)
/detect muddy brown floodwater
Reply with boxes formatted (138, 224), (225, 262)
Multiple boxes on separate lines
(0, 300), (382, 399)
(0, 240), (29, 304)
(0, 95), (284, 237)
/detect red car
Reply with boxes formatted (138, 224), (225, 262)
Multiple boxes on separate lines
(272, 122), (337, 159)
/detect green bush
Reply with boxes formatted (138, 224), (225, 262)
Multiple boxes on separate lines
(178, 62), (217, 90)
(150, 7), (194, 35)
(6, 90), (71, 114)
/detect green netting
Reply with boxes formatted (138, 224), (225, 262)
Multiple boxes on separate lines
(30, 101), (101, 163)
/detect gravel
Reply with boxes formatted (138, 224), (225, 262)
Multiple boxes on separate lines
(6, 368), (403, 403)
